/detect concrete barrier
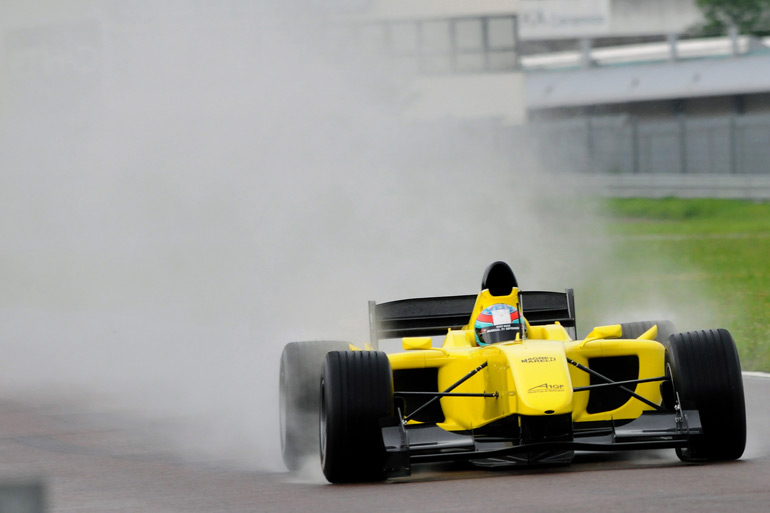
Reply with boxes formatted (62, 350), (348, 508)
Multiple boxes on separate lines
(586, 173), (770, 200)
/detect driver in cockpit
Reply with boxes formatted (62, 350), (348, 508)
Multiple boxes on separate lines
(474, 303), (521, 346)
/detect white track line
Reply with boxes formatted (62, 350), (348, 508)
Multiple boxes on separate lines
(743, 371), (770, 379)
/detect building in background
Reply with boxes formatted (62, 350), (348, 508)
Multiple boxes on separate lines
(4, 0), (770, 194)
(519, 0), (702, 46)
(333, 0), (526, 125)
(330, 0), (709, 126)
(341, 0), (770, 194)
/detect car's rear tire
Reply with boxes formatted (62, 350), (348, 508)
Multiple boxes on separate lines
(665, 329), (746, 461)
(279, 341), (352, 471)
(320, 350), (393, 483)
(619, 320), (676, 343)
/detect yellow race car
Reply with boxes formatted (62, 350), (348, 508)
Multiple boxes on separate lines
(279, 261), (746, 483)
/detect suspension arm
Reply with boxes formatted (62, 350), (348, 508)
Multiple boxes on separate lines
(396, 391), (499, 398)
(573, 375), (668, 392)
(567, 358), (664, 411)
(404, 361), (489, 422)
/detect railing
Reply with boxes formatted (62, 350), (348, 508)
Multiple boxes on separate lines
(522, 28), (770, 71)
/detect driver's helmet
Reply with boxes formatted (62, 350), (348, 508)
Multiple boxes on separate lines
(474, 303), (521, 346)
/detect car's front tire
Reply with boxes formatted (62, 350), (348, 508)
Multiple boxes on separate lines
(320, 350), (393, 483)
(665, 329), (746, 461)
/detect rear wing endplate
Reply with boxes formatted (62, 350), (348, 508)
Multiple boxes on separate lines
(369, 289), (576, 347)
(519, 289), (576, 338)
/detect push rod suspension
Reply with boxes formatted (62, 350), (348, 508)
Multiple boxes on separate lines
(395, 391), (498, 398)
(404, 361), (489, 422)
(573, 376), (667, 392)
(566, 358), (663, 411)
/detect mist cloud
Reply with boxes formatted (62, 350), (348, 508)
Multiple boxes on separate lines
(0, 3), (600, 471)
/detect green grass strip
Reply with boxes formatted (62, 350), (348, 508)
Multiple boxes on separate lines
(583, 198), (770, 371)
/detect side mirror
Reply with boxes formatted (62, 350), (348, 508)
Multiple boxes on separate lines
(584, 324), (623, 341)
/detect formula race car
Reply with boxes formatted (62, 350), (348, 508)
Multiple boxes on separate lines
(279, 261), (746, 483)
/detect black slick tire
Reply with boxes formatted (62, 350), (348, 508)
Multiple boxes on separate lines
(320, 350), (394, 483)
(279, 341), (351, 472)
(665, 329), (746, 461)
(619, 320), (676, 343)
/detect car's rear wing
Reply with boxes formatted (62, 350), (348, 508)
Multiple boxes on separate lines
(369, 289), (576, 347)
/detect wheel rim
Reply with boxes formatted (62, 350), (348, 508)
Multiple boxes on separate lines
(319, 376), (327, 466)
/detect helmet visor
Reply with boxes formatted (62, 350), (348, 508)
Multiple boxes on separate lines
(478, 324), (519, 345)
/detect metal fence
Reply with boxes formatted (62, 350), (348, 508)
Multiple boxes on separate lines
(531, 114), (770, 175)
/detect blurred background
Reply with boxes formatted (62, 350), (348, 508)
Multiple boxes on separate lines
(1, 0), (769, 491)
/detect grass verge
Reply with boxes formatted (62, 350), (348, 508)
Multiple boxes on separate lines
(582, 198), (770, 372)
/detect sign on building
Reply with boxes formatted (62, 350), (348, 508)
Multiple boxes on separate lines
(519, 0), (610, 40)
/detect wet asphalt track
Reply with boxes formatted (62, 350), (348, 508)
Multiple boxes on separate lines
(0, 376), (768, 513)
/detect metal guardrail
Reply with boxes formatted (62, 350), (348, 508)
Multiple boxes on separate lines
(522, 27), (770, 71)
(586, 173), (770, 200)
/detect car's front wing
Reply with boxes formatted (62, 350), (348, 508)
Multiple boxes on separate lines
(381, 410), (702, 477)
